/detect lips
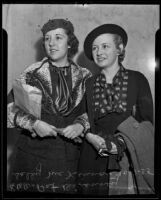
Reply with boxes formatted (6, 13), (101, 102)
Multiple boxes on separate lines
(97, 57), (106, 61)
(50, 49), (58, 53)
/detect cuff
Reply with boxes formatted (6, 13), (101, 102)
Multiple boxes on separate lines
(74, 113), (90, 135)
(14, 110), (37, 133)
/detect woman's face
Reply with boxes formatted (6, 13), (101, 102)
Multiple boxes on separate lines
(92, 33), (119, 69)
(44, 28), (69, 65)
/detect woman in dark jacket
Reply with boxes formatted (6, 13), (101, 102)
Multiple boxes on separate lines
(7, 19), (92, 193)
(77, 24), (153, 196)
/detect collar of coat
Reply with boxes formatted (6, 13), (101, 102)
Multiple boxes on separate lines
(19, 57), (92, 114)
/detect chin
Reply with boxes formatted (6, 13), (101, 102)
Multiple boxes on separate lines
(97, 63), (108, 68)
(48, 56), (58, 62)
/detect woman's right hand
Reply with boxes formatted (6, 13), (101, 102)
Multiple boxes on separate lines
(86, 133), (107, 151)
(32, 120), (57, 138)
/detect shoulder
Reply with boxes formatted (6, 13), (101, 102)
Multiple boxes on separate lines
(86, 74), (97, 86)
(127, 69), (148, 82)
(23, 57), (48, 74)
(71, 62), (92, 77)
(18, 58), (48, 83)
(127, 69), (151, 92)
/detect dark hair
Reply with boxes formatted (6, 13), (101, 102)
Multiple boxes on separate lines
(64, 28), (79, 60)
(113, 34), (126, 63)
(42, 19), (79, 59)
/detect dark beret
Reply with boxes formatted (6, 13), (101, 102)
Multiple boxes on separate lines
(84, 24), (128, 61)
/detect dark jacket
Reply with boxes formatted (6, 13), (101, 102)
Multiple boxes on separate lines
(85, 69), (153, 134)
(78, 69), (153, 195)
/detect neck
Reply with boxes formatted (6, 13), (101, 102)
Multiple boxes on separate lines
(102, 63), (120, 83)
(49, 58), (69, 68)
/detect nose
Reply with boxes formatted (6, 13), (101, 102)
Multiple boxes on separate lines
(49, 38), (56, 47)
(96, 47), (103, 56)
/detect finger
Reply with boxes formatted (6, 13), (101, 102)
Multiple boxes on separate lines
(110, 149), (118, 154)
(55, 128), (64, 135)
(95, 135), (105, 142)
(62, 127), (72, 135)
(49, 129), (57, 137)
(52, 131), (57, 137)
(50, 125), (57, 131)
(80, 133), (84, 137)
(74, 137), (82, 143)
(101, 143), (107, 148)
(99, 139), (106, 144)
(95, 141), (103, 149)
(50, 127), (60, 134)
(63, 129), (73, 137)
(64, 132), (75, 139)
(71, 134), (79, 139)
(31, 132), (37, 138)
(110, 142), (117, 154)
(68, 131), (78, 139)
(95, 144), (100, 151)
(71, 134), (77, 139)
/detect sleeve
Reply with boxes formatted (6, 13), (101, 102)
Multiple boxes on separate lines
(73, 69), (92, 134)
(73, 94), (90, 134)
(7, 68), (37, 133)
(135, 72), (154, 124)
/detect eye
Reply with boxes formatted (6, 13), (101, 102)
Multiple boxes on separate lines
(102, 44), (110, 49)
(44, 36), (50, 42)
(92, 46), (97, 51)
(56, 35), (63, 40)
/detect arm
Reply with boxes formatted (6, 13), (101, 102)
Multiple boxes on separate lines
(7, 65), (57, 137)
(73, 68), (92, 134)
(135, 72), (154, 124)
(8, 97), (57, 138)
(73, 93), (90, 136)
(7, 89), (37, 133)
(7, 64), (39, 131)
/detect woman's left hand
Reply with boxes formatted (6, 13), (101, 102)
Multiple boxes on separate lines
(62, 123), (84, 139)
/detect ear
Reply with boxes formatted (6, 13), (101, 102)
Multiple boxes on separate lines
(117, 43), (124, 55)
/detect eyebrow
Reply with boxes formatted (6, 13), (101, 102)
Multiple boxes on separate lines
(92, 42), (111, 46)
(55, 33), (65, 37)
(45, 33), (65, 37)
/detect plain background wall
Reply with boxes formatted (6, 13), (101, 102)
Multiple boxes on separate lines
(2, 4), (159, 187)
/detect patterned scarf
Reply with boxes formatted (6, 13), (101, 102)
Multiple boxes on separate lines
(93, 65), (128, 120)
(48, 60), (73, 115)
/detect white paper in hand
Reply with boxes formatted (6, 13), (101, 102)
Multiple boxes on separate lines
(13, 79), (42, 119)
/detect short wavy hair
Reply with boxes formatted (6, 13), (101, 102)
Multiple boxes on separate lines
(41, 19), (79, 60)
(113, 34), (126, 63)
(64, 28), (79, 60)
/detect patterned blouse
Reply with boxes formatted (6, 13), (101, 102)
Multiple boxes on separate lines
(93, 65), (129, 120)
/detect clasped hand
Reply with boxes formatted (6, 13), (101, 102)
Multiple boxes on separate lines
(32, 120), (57, 138)
(31, 120), (83, 140)
(61, 123), (84, 139)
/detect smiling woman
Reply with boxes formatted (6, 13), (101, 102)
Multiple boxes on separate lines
(43, 29), (69, 66)
(7, 18), (92, 193)
(92, 34), (122, 74)
(77, 23), (154, 196)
